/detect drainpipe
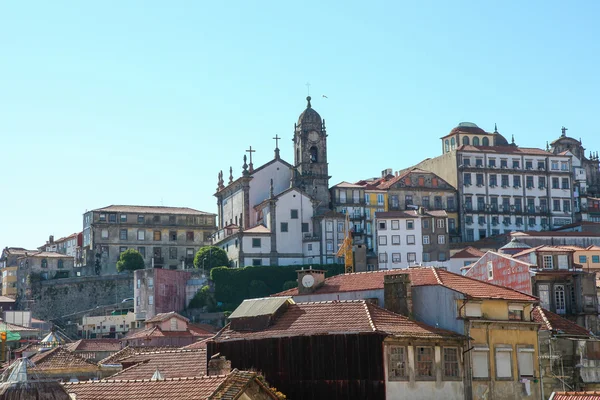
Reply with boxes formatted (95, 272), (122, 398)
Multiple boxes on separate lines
(538, 333), (545, 400)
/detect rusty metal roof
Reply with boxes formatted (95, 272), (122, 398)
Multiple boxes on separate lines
(229, 297), (293, 320)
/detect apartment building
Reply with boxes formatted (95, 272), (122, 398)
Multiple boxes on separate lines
(0, 248), (36, 297)
(375, 208), (449, 269)
(417, 122), (574, 242)
(15, 252), (75, 301)
(82, 205), (216, 275)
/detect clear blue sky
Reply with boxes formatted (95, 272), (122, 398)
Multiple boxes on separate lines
(2, 1), (600, 250)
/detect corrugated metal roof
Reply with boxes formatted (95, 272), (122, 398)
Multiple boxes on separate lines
(229, 297), (293, 319)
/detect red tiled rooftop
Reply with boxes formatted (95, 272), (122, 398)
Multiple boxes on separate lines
(181, 338), (210, 350)
(214, 300), (465, 342)
(457, 144), (553, 156)
(274, 267), (537, 302)
(512, 231), (600, 238)
(67, 339), (121, 353)
(98, 346), (177, 366)
(451, 247), (485, 259)
(64, 370), (267, 400)
(111, 350), (207, 380)
(30, 347), (98, 371)
(533, 306), (591, 337)
(145, 312), (189, 324)
(550, 392), (600, 400)
(93, 205), (215, 216)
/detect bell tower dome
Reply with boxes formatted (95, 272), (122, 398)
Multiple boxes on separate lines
(292, 96), (331, 212)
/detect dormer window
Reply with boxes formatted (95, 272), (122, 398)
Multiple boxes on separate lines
(508, 305), (524, 321)
(542, 255), (553, 269)
(170, 318), (178, 330)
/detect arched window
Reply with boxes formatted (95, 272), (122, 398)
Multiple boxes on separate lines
(482, 137), (489, 146)
(450, 137), (456, 149)
(41, 259), (48, 268)
(58, 260), (64, 269)
(462, 136), (470, 145)
(310, 146), (318, 162)
(472, 137), (480, 146)
(445, 139), (450, 153)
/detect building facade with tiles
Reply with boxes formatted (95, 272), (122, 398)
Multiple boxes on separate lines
(417, 122), (574, 242)
(82, 205), (216, 275)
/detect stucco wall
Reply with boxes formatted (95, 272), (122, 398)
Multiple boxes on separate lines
(412, 285), (465, 334)
(30, 275), (133, 321)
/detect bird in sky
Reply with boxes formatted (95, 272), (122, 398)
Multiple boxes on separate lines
(322, 95), (328, 98)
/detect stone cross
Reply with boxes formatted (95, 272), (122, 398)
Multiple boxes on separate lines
(273, 134), (281, 149)
(246, 146), (255, 172)
(561, 126), (568, 137)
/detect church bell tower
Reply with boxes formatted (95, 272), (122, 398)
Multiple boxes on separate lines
(293, 96), (331, 211)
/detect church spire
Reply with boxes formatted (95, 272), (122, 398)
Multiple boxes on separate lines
(494, 123), (498, 133)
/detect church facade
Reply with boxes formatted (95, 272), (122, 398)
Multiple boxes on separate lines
(212, 97), (347, 267)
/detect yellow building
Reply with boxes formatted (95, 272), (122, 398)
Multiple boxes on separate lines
(1, 266), (17, 296)
(571, 245), (600, 272)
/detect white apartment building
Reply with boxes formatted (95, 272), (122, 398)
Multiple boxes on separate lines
(417, 122), (574, 242)
(375, 211), (424, 269)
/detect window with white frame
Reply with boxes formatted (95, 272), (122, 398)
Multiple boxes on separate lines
(472, 347), (489, 378)
(465, 302), (482, 317)
(558, 254), (568, 270)
(392, 253), (401, 263)
(378, 236), (387, 246)
(406, 220), (414, 229)
(391, 220), (400, 230)
(407, 235), (415, 245)
(437, 219), (445, 228)
(137, 230), (145, 240)
(423, 235), (430, 245)
(543, 255), (553, 269)
(495, 346), (513, 379)
(148, 295), (154, 305)
(377, 194), (384, 205)
(407, 253), (416, 262)
(391, 235), (400, 245)
(538, 284), (550, 308)
(517, 347), (534, 377)
(379, 253), (388, 263)
(388, 346), (407, 379)
(101, 229), (109, 239)
(378, 221), (386, 230)
(438, 235), (445, 244)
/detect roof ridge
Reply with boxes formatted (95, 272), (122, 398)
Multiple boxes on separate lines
(535, 306), (552, 331)
(431, 267), (443, 285)
(62, 374), (225, 386)
(363, 302), (377, 332)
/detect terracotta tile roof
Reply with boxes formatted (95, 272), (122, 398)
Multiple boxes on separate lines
(67, 339), (121, 353)
(274, 267), (537, 301)
(30, 346), (98, 371)
(181, 338), (210, 350)
(513, 245), (578, 258)
(214, 300), (465, 342)
(98, 346), (177, 366)
(211, 370), (275, 400)
(145, 311), (189, 324)
(64, 374), (231, 400)
(551, 392), (600, 400)
(457, 144), (554, 156)
(92, 205), (215, 216)
(512, 231), (600, 238)
(451, 246), (485, 259)
(375, 210), (418, 218)
(17, 251), (74, 259)
(533, 306), (592, 337)
(110, 350), (207, 380)
(243, 225), (271, 234)
(123, 326), (206, 340)
(375, 168), (449, 190)
(331, 181), (364, 188)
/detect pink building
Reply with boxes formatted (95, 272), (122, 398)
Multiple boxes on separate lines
(133, 268), (192, 322)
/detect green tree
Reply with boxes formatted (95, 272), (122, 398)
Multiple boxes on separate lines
(248, 280), (269, 298)
(193, 246), (229, 272)
(282, 280), (297, 291)
(116, 249), (145, 272)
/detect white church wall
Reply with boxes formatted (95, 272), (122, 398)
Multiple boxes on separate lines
(222, 189), (244, 227)
(248, 160), (292, 226)
(275, 190), (314, 255)
(242, 235), (271, 255)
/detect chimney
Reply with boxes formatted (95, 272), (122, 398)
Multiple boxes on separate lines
(208, 354), (231, 376)
(297, 268), (326, 295)
(49, 235), (54, 244)
(384, 273), (412, 317)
